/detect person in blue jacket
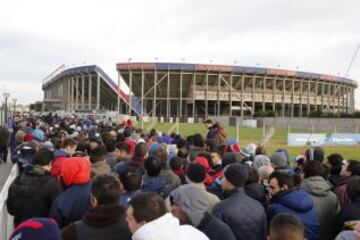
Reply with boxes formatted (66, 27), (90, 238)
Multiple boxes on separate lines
(267, 171), (319, 240)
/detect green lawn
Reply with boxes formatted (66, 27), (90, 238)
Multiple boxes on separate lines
(134, 122), (360, 160)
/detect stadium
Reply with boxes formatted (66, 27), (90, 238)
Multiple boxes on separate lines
(42, 62), (357, 120)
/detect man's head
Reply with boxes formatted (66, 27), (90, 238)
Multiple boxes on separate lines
(340, 160), (360, 177)
(221, 163), (248, 191)
(115, 142), (131, 159)
(60, 139), (77, 156)
(134, 142), (147, 157)
(270, 152), (287, 169)
(303, 160), (323, 179)
(105, 139), (117, 153)
(268, 171), (294, 197)
(89, 146), (107, 164)
(203, 119), (213, 129)
(210, 149), (222, 166)
(269, 213), (305, 240)
(119, 169), (142, 193)
(305, 147), (324, 162)
(258, 165), (274, 181)
(186, 163), (206, 184)
(127, 192), (168, 234)
(170, 185), (208, 227)
(144, 155), (162, 177)
(91, 174), (121, 207)
(32, 148), (55, 171)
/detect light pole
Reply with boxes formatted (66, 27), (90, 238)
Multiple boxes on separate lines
(12, 98), (17, 117)
(3, 92), (9, 124)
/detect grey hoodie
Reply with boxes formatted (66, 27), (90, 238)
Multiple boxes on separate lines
(301, 176), (339, 240)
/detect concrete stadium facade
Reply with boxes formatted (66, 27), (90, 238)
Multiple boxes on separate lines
(117, 62), (357, 119)
(42, 63), (357, 119)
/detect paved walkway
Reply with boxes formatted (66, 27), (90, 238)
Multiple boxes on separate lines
(0, 161), (12, 192)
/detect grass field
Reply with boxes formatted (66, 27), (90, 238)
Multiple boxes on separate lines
(134, 122), (360, 160)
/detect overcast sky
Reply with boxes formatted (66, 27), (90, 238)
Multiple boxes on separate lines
(1, 0), (360, 107)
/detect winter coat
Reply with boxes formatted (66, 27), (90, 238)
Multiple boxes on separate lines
(212, 188), (267, 240)
(51, 149), (69, 177)
(301, 176), (339, 240)
(335, 177), (352, 207)
(333, 199), (360, 237)
(0, 126), (10, 146)
(62, 204), (132, 240)
(197, 213), (236, 240)
(7, 165), (62, 226)
(159, 167), (181, 189)
(118, 190), (142, 208)
(106, 153), (118, 170)
(132, 213), (209, 240)
(91, 161), (111, 179)
(141, 175), (172, 199)
(329, 174), (342, 191)
(267, 189), (320, 240)
(245, 182), (269, 209)
(192, 183), (220, 213)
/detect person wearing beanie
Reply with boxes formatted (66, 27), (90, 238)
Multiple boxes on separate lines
(252, 155), (271, 170)
(170, 184), (236, 240)
(212, 163), (267, 240)
(9, 218), (61, 240)
(270, 152), (287, 169)
(185, 163), (220, 213)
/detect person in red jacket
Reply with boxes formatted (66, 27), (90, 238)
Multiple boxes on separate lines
(51, 139), (77, 177)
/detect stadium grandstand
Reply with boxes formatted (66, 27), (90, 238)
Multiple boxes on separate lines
(42, 62), (357, 120)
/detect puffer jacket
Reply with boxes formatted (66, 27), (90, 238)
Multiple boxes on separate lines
(7, 165), (62, 226)
(141, 175), (172, 199)
(212, 188), (267, 240)
(267, 189), (320, 240)
(301, 176), (338, 240)
(245, 182), (269, 209)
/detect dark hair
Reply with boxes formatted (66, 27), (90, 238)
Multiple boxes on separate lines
(246, 167), (259, 184)
(169, 156), (186, 171)
(129, 192), (168, 223)
(177, 148), (188, 159)
(347, 160), (360, 176)
(105, 139), (117, 153)
(134, 142), (147, 156)
(197, 152), (212, 167)
(90, 146), (107, 163)
(203, 119), (213, 124)
(255, 145), (267, 155)
(32, 148), (55, 166)
(151, 145), (168, 167)
(51, 137), (62, 150)
(327, 153), (343, 175)
(192, 134), (205, 148)
(116, 141), (131, 154)
(347, 176), (360, 201)
(119, 169), (142, 192)
(305, 147), (324, 162)
(303, 160), (323, 178)
(92, 174), (122, 205)
(60, 138), (77, 149)
(186, 135), (194, 147)
(144, 156), (162, 177)
(270, 213), (304, 240)
(176, 138), (188, 150)
(269, 171), (295, 189)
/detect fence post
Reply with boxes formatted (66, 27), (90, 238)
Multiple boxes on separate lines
(236, 123), (240, 142)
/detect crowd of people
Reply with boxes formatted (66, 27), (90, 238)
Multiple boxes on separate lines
(2, 114), (360, 240)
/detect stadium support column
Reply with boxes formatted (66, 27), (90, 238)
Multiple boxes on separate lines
(217, 74), (221, 117)
(314, 81), (318, 111)
(205, 71), (209, 119)
(241, 74), (244, 117)
(229, 74), (233, 116)
(252, 75), (255, 116)
(192, 73), (196, 119)
(299, 79), (303, 117)
(153, 70), (157, 122)
(351, 87), (355, 113)
(282, 77), (285, 117)
(81, 75), (85, 110)
(272, 76), (276, 112)
(291, 78), (294, 118)
(180, 68), (183, 118)
(70, 77), (74, 111)
(167, 68), (170, 120)
(262, 77), (266, 112)
(321, 82), (325, 112)
(88, 76), (92, 110)
(141, 69), (144, 122)
(307, 80), (311, 116)
(128, 70), (133, 116)
(67, 78), (71, 112)
(75, 77), (79, 110)
(96, 74), (100, 110)
(327, 82), (331, 112)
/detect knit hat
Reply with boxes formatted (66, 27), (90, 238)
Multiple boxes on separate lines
(170, 184), (208, 227)
(270, 152), (287, 168)
(223, 163), (248, 187)
(32, 129), (45, 142)
(10, 218), (61, 240)
(252, 155), (271, 170)
(186, 163), (206, 183)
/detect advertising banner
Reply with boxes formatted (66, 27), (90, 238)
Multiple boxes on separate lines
(288, 133), (360, 146)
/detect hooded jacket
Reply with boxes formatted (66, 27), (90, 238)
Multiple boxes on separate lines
(90, 161), (111, 179)
(333, 198), (360, 237)
(267, 188), (320, 240)
(132, 213), (209, 240)
(141, 175), (172, 199)
(7, 165), (62, 226)
(49, 157), (92, 228)
(51, 149), (69, 177)
(301, 176), (338, 240)
(335, 177), (352, 207)
(62, 204), (132, 240)
(245, 182), (269, 209)
(212, 188), (267, 240)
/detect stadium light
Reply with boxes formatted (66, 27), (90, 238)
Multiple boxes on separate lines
(128, 58), (132, 62)
(233, 60), (237, 65)
(12, 98), (17, 117)
(3, 92), (9, 122)
(155, 57), (159, 62)
(181, 58), (186, 62)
